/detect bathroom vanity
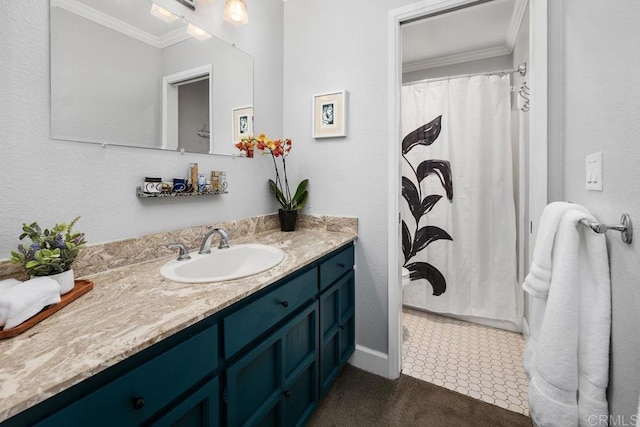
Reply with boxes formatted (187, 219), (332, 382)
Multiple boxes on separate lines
(0, 218), (356, 427)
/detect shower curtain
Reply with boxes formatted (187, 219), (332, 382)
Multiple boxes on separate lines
(401, 75), (519, 325)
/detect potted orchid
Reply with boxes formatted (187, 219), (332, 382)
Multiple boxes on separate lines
(10, 216), (86, 294)
(236, 134), (308, 231)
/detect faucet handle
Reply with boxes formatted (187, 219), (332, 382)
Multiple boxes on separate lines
(216, 228), (230, 249)
(165, 243), (191, 261)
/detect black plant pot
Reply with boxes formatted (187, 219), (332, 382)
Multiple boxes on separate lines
(278, 209), (298, 232)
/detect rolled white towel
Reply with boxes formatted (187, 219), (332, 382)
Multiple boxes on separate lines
(0, 277), (61, 330)
(0, 278), (21, 295)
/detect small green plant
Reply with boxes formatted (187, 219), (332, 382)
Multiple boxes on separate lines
(10, 216), (86, 276)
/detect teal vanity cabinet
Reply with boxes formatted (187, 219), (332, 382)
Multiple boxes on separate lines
(1, 243), (355, 427)
(36, 323), (220, 427)
(0, 315), (222, 427)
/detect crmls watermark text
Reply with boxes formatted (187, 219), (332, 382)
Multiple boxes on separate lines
(588, 415), (640, 426)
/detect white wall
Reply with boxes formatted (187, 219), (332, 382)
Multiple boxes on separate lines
(550, 0), (640, 419)
(284, 0), (419, 354)
(0, 0), (284, 258)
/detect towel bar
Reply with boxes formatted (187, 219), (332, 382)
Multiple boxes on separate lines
(579, 213), (633, 244)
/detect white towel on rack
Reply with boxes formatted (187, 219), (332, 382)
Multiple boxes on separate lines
(0, 277), (61, 330)
(577, 214), (611, 426)
(523, 201), (588, 299)
(522, 202), (588, 376)
(526, 208), (610, 427)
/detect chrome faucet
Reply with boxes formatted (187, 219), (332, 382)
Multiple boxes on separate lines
(199, 228), (230, 254)
(165, 243), (191, 261)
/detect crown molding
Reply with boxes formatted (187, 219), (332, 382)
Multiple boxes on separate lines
(403, 45), (511, 73)
(158, 28), (192, 48)
(51, 0), (187, 49)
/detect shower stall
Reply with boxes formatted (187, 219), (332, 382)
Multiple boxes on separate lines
(401, 69), (527, 332)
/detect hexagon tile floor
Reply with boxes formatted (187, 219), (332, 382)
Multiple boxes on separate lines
(402, 307), (530, 416)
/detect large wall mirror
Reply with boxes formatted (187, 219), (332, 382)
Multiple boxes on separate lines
(50, 0), (254, 155)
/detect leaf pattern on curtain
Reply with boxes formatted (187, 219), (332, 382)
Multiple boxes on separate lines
(402, 115), (454, 296)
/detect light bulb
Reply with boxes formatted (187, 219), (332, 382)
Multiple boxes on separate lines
(230, 3), (243, 21)
(223, 0), (248, 26)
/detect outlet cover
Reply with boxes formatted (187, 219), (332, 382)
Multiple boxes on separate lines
(586, 152), (603, 191)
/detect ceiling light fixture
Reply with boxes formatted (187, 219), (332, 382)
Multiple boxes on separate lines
(150, 4), (178, 23)
(187, 23), (212, 40)
(223, 0), (249, 27)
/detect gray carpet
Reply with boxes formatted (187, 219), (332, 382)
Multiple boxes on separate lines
(308, 365), (533, 427)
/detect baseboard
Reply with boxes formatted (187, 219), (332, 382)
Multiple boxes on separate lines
(348, 344), (390, 378)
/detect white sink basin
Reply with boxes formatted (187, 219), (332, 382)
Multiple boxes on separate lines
(160, 244), (285, 283)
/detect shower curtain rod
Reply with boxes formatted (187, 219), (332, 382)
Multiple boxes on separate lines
(404, 62), (527, 86)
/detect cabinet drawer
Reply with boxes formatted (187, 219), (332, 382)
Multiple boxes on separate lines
(37, 326), (218, 427)
(224, 268), (317, 358)
(319, 245), (354, 290)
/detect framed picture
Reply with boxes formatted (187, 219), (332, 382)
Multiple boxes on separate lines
(232, 106), (254, 142)
(312, 90), (347, 138)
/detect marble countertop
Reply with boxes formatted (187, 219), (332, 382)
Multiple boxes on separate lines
(0, 227), (357, 423)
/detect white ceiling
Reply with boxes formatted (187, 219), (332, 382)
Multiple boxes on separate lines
(402, 0), (527, 72)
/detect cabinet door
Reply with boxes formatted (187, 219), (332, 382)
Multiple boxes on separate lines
(151, 377), (219, 427)
(319, 271), (355, 397)
(282, 303), (319, 427)
(226, 303), (318, 427)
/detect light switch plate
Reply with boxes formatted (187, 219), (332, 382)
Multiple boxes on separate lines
(586, 152), (603, 191)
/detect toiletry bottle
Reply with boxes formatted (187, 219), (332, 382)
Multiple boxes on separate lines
(210, 171), (219, 193)
(190, 163), (199, 193)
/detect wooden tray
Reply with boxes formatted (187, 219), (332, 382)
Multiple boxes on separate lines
(0, 279), (94, 339)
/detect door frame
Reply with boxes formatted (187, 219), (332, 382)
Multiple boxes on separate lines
(386, 0), (548, 379)
(162, 64), (213, 152)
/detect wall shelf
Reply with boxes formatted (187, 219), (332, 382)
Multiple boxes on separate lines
(136, 187), (228, 198)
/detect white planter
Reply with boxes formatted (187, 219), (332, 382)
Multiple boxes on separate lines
(48, 269), (75, 295)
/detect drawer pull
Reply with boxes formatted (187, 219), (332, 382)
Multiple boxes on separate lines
(337, 263), (346, 268)
(132, 397), (145, 410)
(281, 300), (289, 308)
(340, 325), (345, 331)
(283, 390), (291, 398)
